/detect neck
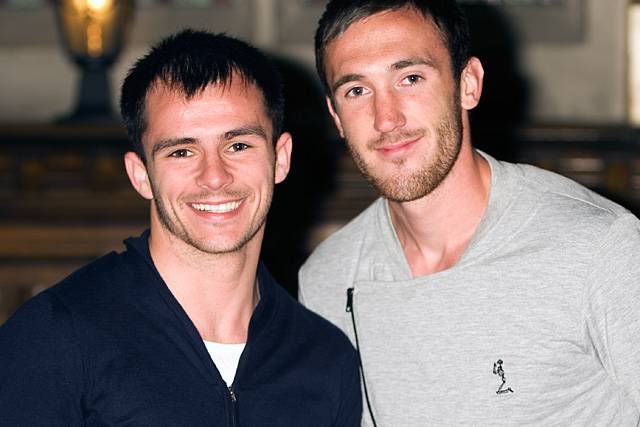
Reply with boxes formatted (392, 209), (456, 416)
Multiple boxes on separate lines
(148, 223), (262, 344)
(388, 140), (491, 277)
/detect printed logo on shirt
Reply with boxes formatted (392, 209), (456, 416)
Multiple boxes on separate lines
(493, 359), (514, 394)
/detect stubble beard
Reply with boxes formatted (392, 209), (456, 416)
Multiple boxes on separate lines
(150, 181), (273, 256)
(347, 93), (463, 203)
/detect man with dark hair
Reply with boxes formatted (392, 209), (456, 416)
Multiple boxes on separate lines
(299, 1), (640, 425)
(0, 29), (361, 426)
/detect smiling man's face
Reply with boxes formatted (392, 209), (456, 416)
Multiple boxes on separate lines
(126, 77), (291, 255)
(324, 7), (463, 202)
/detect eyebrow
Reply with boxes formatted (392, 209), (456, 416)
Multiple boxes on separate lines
(331, 73), (364, 95)
(391, 57), (436, 70)
(222, 125), (268, 141)
(331, 57), (437, 95)
(151, 137), (196, 158)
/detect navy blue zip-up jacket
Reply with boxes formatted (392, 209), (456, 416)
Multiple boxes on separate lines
(0, 232), (362, 426)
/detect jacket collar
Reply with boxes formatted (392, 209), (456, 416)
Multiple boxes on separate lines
(123, 230), (279, 384)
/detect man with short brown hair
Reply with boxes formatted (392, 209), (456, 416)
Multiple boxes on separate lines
(0, 29), (361, 426)
(300, 1), (640, 425)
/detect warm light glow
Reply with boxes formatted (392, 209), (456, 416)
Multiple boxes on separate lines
(87, 22), (103, 56)
(64, 0), (115, 57)
(67, 0), (113, 20)
(58, 0), (131, 59)
(71, 0), (87, 13)
(87, 0), (111, 13)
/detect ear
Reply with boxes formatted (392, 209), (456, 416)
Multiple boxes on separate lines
(326, 96), (345, 138)
(124, 151), (153, 200)
(274, 132), (293, 184)
(459, 57), (484, 111)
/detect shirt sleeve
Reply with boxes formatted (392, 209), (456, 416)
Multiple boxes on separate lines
(583, 213), (640, 409)
(0, 291), (84, 425)
(332, 346), (362, 427)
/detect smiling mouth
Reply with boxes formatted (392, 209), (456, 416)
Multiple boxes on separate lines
(370, 130), (425, 153)
(376, 138), (419, 154)
(190, 201), (241, 213)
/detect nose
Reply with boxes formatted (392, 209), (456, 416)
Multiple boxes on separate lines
(373, 90), (405, 133)
(195, 153), (233, 191)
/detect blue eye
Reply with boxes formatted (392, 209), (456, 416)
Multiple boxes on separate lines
(346, 86), (367, 98)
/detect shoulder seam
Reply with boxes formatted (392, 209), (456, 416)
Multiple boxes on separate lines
(518, 169), (624, 217)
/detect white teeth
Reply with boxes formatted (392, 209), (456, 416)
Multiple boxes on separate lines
(191, 201), (241, 213)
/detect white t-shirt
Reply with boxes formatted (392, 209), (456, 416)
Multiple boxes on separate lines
(203, 340), (245, 387)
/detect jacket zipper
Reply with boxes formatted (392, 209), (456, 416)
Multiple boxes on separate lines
(346, 288), (378, 427)
(228, 386), (238, 426)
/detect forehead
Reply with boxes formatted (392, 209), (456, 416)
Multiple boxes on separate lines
(324, 7), (451, 82)
(145, 77), (267, 118)
(142, 78), (270, 140)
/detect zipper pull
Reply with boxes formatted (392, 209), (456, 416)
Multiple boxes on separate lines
(228, 386), (237, 402)
(346, 288), (354, 312)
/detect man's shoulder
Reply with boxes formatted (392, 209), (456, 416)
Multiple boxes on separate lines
(52, 249), (134, 302)
(286, 289), (354, 349)
(267, 278), (361, 423)
(0, 253), (128, 359)
(266, 276), (355, 361)
(514, 160), (621, 206)
(301, 198), (383, 279)
(5, 248), (136, 330)
(299, 199), (379, 305)
(298, 199), (384, 332)
(500, 159), (633, 227)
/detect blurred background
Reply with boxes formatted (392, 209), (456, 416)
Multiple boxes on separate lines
(1, 0), (640, 323)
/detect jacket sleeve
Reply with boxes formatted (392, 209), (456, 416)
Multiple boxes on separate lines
(333, 347), (362, 427)
(583, 213), (640, 410)
(0, 291), (84, 425)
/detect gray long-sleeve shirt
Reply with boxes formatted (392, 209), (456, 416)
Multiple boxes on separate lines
(300, 152), (640, 426)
